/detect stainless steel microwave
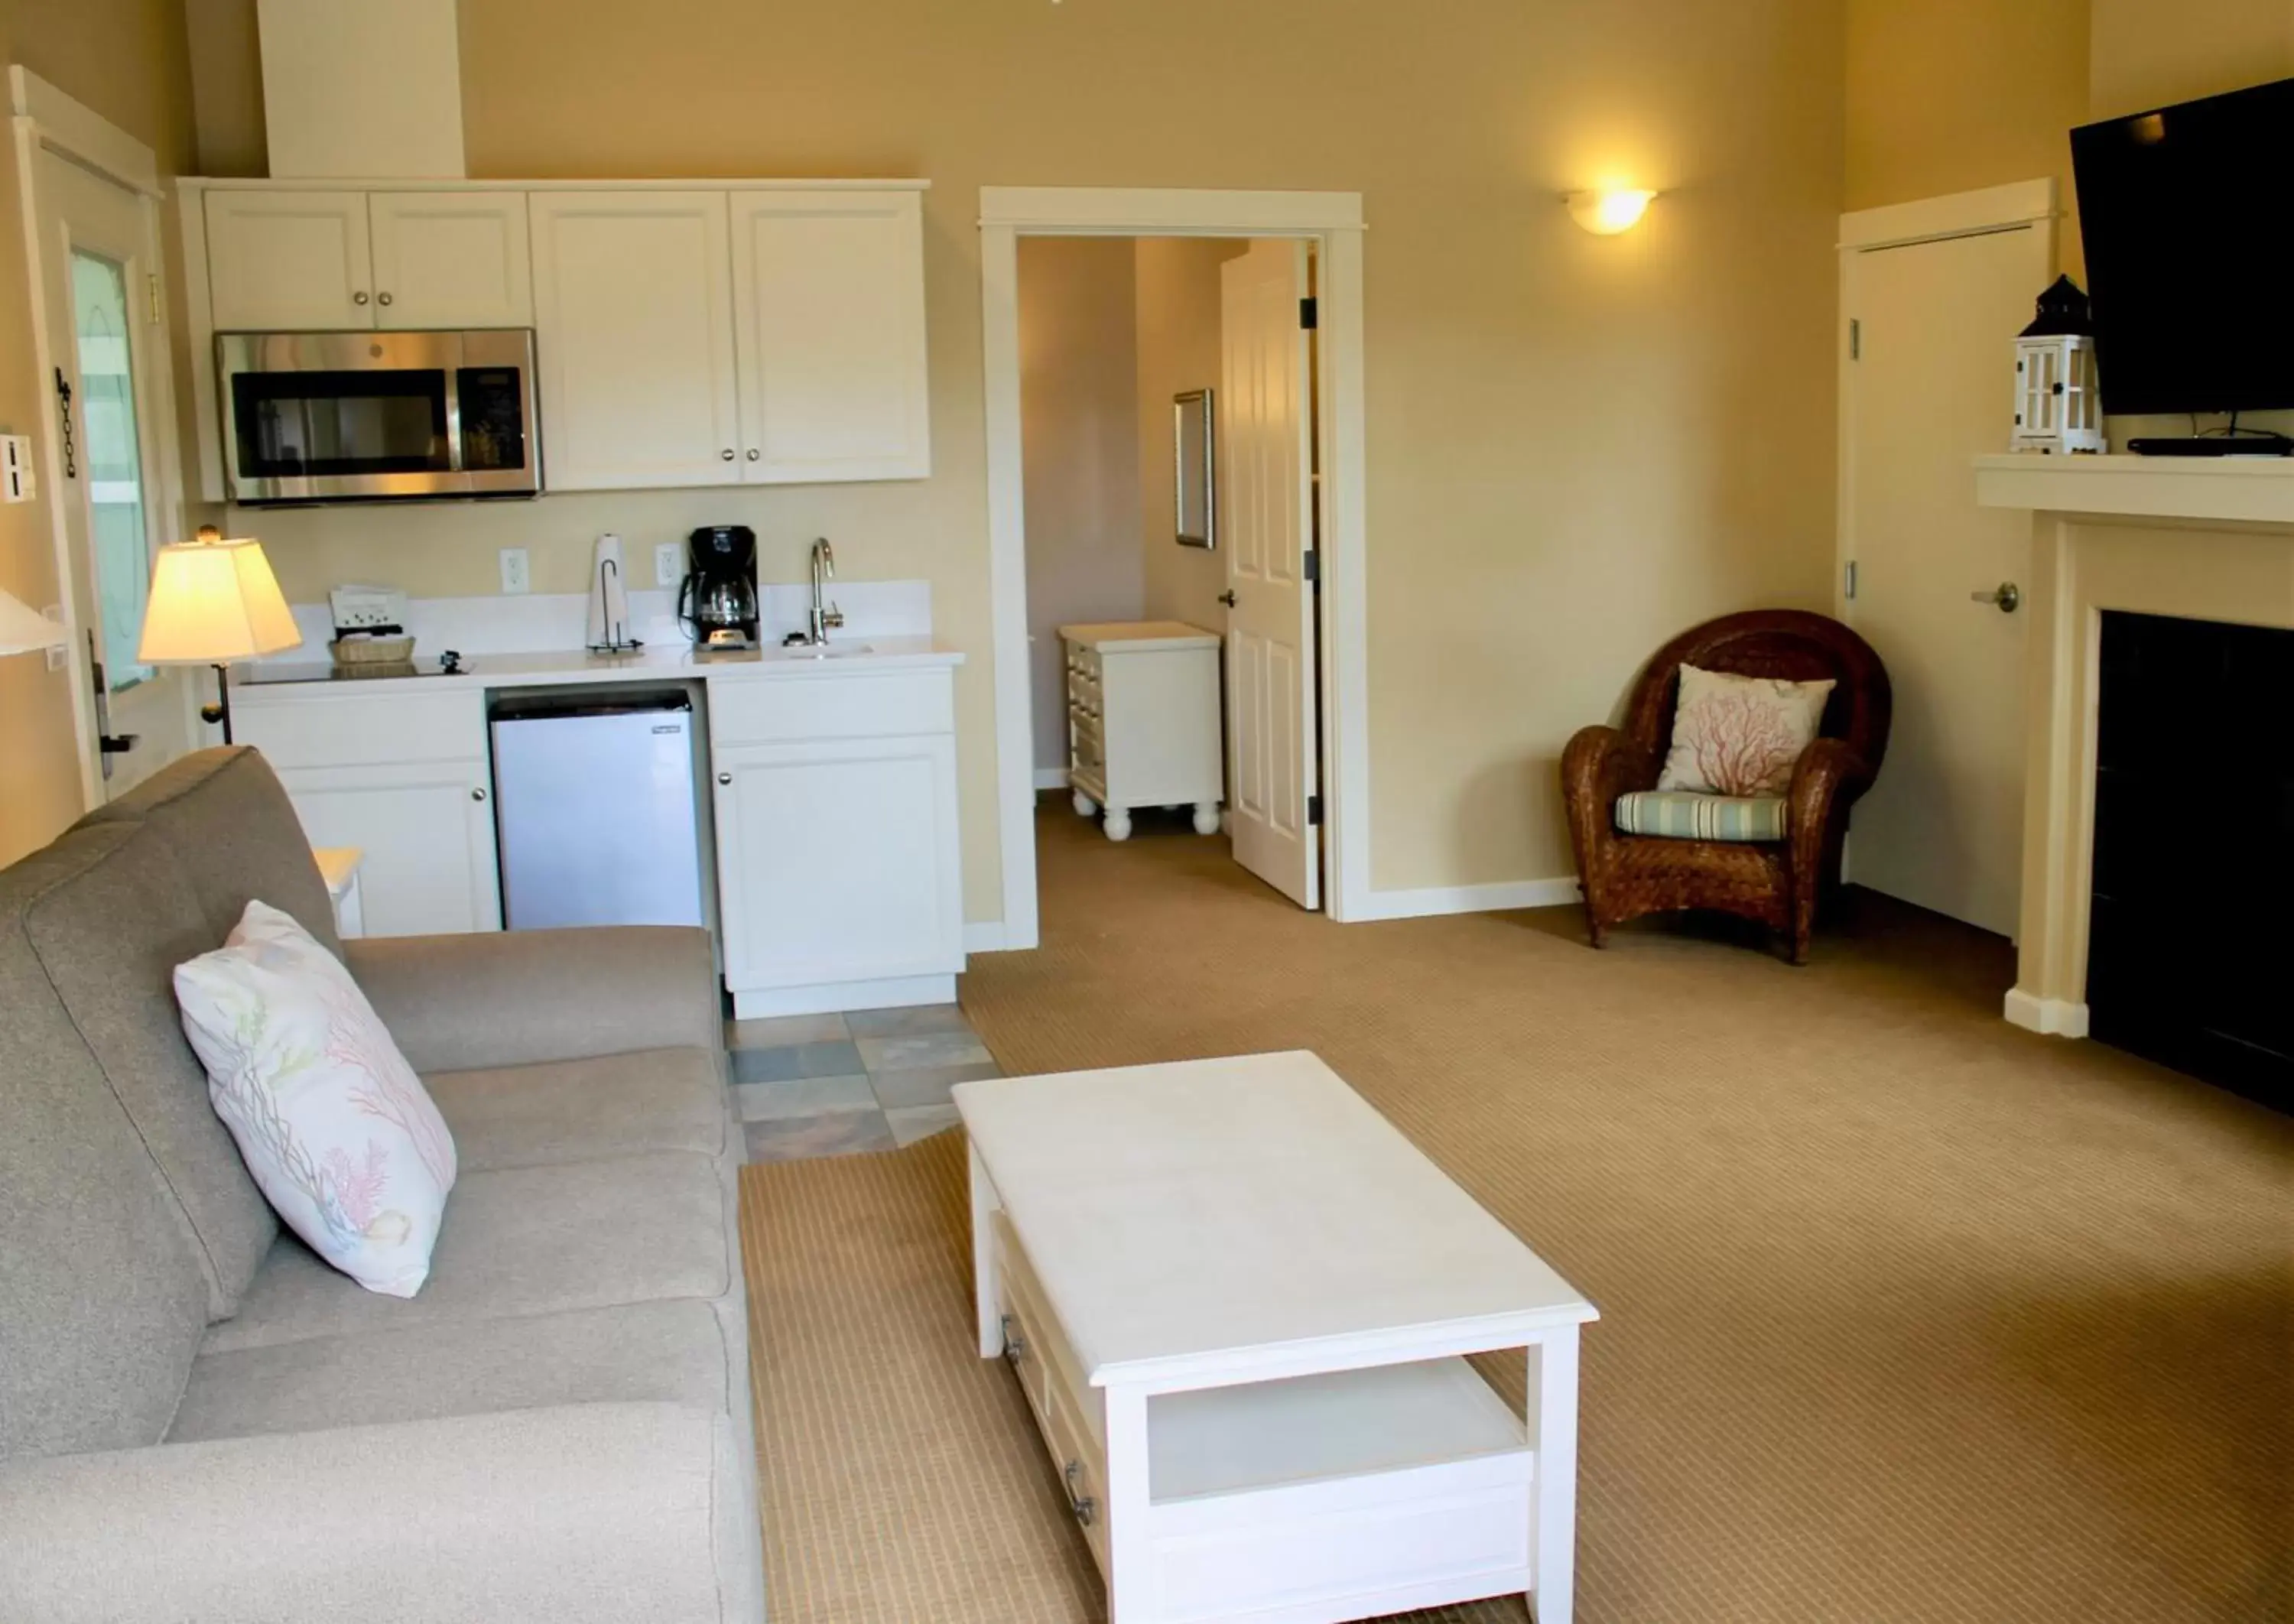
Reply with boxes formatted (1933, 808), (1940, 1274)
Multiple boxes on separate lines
(217, 330), (541, 504)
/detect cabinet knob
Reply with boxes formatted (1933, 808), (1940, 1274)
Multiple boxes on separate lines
(353, 291), (370, 306)
(721, 448), (736, 461)
(377, 291), (393, 307)
(717, 771), (733, 786)
(470, 787), (487, 801)
(746, 448), (760, 461)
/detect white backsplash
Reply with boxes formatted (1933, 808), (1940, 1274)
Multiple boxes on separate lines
(268, 580), (933, 662)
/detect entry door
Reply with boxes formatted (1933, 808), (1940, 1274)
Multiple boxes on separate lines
(1220, 241), (1320, 909)
(35, 148), (190, 801)
(1841, 219), (2049, 935)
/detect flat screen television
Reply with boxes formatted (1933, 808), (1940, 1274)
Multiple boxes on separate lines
(2070, 77), (2293, 415)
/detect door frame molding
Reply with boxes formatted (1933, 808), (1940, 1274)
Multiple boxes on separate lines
(10, 66), (189, 809)
(977, 187), (1370, 948)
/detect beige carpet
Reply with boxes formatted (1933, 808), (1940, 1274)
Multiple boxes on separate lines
(742, 805), (2292, 1624)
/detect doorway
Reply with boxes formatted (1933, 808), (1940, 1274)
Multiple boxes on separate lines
(14, 70), (193, 805)
(1836, 180), (2057, 937)
(980, 189), (1370, 950)
(1015, 233), (1323, 909)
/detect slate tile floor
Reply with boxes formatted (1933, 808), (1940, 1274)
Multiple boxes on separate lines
(727, 1004), (997, 1164)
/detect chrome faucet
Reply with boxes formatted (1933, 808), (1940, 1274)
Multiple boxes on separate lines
(807, 538), (844, 645)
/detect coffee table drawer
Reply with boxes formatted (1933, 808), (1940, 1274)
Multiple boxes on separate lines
(992, 1212), (1100, 1445)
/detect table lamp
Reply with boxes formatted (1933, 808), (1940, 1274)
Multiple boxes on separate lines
(0, 587), (65, 657)
(137, 525), (301, 743)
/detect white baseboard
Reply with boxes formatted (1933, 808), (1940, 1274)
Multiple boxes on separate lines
(1032, 766), (1070, 791)
(1343, 876), (1581, 923)
(732, 973), (956, 1018)
(2003, 986), (2089, 1038)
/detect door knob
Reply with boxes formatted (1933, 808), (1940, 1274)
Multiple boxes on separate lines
(1971, 582), (2021, 613)
(718, 771), (733, 786)
(377, 291), (393, 306)
(1217, 590), (1238, 608)
(721, 448), (736, 461)
(353, 291), (369, 306)
(470, 787), (487, 801)
(746, 448), (760, 461)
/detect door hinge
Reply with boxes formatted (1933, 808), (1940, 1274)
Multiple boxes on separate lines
(1848, 318), (1861, 360)
(1302, 548), (1319, 586)
(1307, 794), (1323, 826)
(1298, 296), (1318, 330)
(1843, 560), (1858, 601)
(148, 274), (163, 325)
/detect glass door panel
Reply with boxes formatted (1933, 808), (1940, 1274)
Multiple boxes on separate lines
(70, 250), (151, 690)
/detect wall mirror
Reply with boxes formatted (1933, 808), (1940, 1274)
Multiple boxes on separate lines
(1173, 388), (1214, 549)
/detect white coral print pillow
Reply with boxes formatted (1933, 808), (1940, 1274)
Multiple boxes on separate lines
(1656, 664), (1836, 797)
(174, 901), (456, 1298)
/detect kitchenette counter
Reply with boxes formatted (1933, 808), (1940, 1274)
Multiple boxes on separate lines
(235, 635), (963, 699)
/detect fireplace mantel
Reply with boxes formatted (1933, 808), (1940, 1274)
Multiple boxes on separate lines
(1974, 456), (2293, 1040)
(1975, 453), (2294, 526)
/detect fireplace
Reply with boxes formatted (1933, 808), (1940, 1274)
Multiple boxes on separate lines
(2088, 611), (2293, 1109)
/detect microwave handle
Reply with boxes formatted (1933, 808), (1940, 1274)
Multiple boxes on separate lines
(442, 358), (466, 476)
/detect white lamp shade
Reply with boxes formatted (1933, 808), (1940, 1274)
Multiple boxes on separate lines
(0, 587), (65, 656)
(138, 534), (303, 664)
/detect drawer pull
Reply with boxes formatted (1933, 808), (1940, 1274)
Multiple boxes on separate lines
(1000, 1313), (1027, 1364)
(1064, 1460), (1097, 1526)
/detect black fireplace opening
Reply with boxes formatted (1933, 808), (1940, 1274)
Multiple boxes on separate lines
(2088, 611), (2292, 1112)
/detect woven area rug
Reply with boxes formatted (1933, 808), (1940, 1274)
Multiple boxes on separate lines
(739, 807), (2292, 1624)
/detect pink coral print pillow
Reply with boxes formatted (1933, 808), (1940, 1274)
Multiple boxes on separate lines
(1656, 664), (1837, 797)
(174, 901), (456, 1298)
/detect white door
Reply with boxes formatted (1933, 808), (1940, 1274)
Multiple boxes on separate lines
(1219, 241), (1320, 909)
(529, 191), (742, 490)
(275, 762), (502, 937)
(367, 190), (533, 329)
(713, 736), (963, 989)
(729, 190), (931, 483)
(1841, 219), (2049, 935)
(203, 189), (373, 329)
(34, 149), (191, 802)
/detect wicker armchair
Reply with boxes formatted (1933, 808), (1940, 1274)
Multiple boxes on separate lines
(1561, 609), (1891, 963)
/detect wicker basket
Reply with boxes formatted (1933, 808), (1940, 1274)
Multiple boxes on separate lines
(330, 634), (417, 667)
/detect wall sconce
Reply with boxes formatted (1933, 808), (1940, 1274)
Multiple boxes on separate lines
(1565, 189), (1656, 235)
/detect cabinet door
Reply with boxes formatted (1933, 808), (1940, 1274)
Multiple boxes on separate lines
(205, 190), (374, 330)
(368, 190), (533, 328)
(729, 190), (931, 484)
(274, 762), (502, 937)
(529, 191), (741, 490)
(713, 735), (961, 991)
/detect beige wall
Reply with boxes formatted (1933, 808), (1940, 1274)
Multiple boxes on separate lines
(193, 0), (1847, 908)
(0, 0), (200, 867)
(2089, 0), (2293, 118)
(1132, 237), (1241, 635)
(1018, 236), (1141, 775)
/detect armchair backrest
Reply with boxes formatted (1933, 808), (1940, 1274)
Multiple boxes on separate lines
(1623, 609), (1893, 778)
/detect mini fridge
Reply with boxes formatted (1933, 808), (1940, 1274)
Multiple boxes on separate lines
(490, 689), (707, 930)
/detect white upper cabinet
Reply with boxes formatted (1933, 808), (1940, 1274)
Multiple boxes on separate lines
(204, 189), (373, 330)
(529, 190), (743, 492)
(367, 190), (532, 328)
(729, 190), (931, 483)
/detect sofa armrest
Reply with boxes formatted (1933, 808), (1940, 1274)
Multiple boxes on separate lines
(0, 1403), (762, 1624)
(345, 925), (720, 1073)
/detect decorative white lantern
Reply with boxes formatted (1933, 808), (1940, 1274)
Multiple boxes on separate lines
(2012, 275), (2106, 454)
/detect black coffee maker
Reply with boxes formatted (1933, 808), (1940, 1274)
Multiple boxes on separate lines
(679, 525), (759, 651)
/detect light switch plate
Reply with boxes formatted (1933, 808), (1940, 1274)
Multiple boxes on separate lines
(499, 547), (530, 595)
(654, 541), (682, 588)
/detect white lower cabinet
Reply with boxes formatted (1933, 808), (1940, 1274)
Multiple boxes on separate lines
(271, 762), (502, 938)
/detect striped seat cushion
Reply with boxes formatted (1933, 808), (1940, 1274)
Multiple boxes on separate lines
(1614, 790), (1787, 843)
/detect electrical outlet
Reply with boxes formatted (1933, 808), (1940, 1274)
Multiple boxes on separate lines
(654, 541), (682, 587)
(499, 547), (530, 595)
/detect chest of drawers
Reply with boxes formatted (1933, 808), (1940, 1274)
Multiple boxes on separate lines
(1058, 621), (1223, 842)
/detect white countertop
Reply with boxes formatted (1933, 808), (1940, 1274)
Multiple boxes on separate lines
(235, 635), (963, 700)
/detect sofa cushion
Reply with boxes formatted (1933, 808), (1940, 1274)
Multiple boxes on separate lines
(22, 820), (277, 1319)
(169, 1299), (733, 1443)
(204, 1151), (730, 1353)
(0, 827), (211, 1460)
(426, 1047), (729, 1174)
(1615, 789), (1789, 843)
(82, 746), (342, 958)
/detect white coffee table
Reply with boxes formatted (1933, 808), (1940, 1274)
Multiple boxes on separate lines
(954, 1051), (1597, 1624)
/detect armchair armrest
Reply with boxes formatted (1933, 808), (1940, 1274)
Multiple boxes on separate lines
(1561, 726), (1660, 836)
(0, 1403), (761, 1624)
(1785, 736), (1870, 840)
(345, 925), (720, 1073)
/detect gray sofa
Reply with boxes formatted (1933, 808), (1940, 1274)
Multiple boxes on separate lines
(0, 748), (764, 1623)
